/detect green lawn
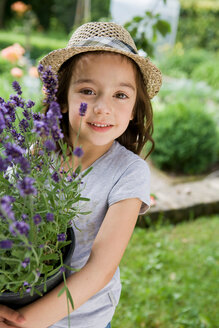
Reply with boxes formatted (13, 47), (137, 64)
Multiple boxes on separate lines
(112, 216), (219, 328)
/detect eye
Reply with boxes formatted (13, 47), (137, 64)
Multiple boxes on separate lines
(80, 89), (95, 95)
(115, 93), (128, 99)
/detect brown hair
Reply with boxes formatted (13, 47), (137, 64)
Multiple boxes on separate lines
(47, 51), (154, 158)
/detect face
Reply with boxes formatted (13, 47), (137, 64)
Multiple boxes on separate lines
(63, 52), (137, 152)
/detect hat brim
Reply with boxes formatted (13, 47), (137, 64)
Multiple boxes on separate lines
(39, 46), (162, 99)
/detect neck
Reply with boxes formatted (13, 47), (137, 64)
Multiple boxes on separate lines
(62, 141), (114, 173)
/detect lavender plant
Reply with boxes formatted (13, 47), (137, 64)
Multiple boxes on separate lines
(0, 65), (89, 307)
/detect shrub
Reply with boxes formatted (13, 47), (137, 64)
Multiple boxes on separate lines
(0, 57), (13, 74)
(158, 45), (213, 78)
(177, 1), (219, 51)
(151, 102), (219, 174)
(0, 30), (66, 61)
(191, 59), (219, 89)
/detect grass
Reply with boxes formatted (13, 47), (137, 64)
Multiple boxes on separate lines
(112, 215), (219, 328)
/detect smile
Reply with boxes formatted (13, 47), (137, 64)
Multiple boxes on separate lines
(88, 122), (113, 132)
(89, 123), (112, 127)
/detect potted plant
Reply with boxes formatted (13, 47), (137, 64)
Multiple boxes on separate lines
(0, 65), (90, 318)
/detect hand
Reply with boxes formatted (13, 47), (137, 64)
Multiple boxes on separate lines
(0, 305), (25, 328)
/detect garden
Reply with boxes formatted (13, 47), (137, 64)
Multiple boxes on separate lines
(0, 0), (219, 327)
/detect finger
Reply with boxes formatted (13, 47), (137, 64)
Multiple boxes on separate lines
(0, 321), (20, 328)
(0, 306), (25, 324)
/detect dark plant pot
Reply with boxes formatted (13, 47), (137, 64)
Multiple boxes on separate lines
(0, 228), (75, 309)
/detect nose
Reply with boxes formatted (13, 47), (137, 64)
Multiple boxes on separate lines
(93, 95), (111, 115)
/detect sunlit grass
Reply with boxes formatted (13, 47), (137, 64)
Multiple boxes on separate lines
(112, 216), (219, 328)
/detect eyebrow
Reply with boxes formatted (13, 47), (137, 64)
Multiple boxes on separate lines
(73, 79), (136, 92)
(119, 82), (136, 92)
(73, 79), (94, 85)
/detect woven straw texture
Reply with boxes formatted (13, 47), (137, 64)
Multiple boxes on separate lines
(40, 22), (162, 99)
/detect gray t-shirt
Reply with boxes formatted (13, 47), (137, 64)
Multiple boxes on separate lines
(49, 141), (150, 328)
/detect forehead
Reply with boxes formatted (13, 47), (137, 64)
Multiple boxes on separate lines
(71, 51), (137, 79)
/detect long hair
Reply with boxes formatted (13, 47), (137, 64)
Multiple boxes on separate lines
(46, 51), (154, 158)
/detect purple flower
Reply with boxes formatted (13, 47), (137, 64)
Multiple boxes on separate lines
(33, 214), (42, 225)
(26, 100), (35, 109)
(22, 109), (31, 120)
(57, 233), (66, 242)
(73, 147), (84, 158)
(10, 221), (30, 236)
(60, 266), (65, 273)
(47, 101), (62, 120)
(38, 150), (44, 156)
(23, 282), (31, 293)
(67, 175), (73, 182)
(18, 156), (30, 173)
(4, 143), (24, 162)
(21, 257), (30, 268)
(0, 240), (13, 249)
(12, 81), (22, 95)
(0, 110), (6, 132)
(32, 113), (41, 121)
(0, 157), (8, 172)
(44, 139), (56, 151)
(51, 171), (60, 183)
(46, 213), (54, 222)
(19, 119), (29, 132)
(0, 196), (15, 220)
(38, 64), (44, 73)
(17, 177), (37, 197)
(10, 129), (25, 147)
(79, 103), (87, 116)
(32, 119), (50, 137)
(39, 66), (58, 104)
(9, 95), (24, 108)
(51, 126), (64, 141)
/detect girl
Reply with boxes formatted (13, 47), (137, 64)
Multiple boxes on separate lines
(0, 21), (162, 328)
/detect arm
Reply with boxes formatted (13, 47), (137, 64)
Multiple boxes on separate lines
(0, 306), (25, 328)
(18, 198), (143, 328)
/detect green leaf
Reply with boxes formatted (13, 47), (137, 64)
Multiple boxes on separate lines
(66, 288), (74, 310)
(133, 16), (143, 23)
(155, 20), (171, 36)
(32, 286), (43, 297)
(82, 166), (93, 177)
(58, 286), (66, 297)
(41, 253), (59, 261)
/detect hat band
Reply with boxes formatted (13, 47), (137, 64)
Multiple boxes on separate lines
(70, 37), (138, 55)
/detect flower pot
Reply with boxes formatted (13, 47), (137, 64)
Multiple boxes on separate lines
(0, 228), (75, 309)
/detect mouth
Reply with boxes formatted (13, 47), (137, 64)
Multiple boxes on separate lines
(87, 122), (113, 132)
(89, 122), (112, 127)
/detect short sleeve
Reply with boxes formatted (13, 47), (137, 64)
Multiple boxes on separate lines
(108, 160), (150, 214)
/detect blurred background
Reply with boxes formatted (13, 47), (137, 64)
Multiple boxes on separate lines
(0, 0), (219, 327)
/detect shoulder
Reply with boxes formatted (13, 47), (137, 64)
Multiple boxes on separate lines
(110, 141), (150, 180)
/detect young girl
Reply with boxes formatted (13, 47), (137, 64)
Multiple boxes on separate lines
(0, 21), (161, 328)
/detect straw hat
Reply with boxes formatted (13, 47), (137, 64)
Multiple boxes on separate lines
(39, 22), (162, 99)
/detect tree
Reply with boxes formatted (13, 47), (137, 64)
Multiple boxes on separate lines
(0, 0), (7, 28)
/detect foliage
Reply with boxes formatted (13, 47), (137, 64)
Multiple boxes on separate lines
(191, 60), (219, 90)
(124, 11), (171, 57)
(0, 30), (66, 61)
(151, 102), (219, 174)
(0, 67), (90, 315)
(0, 56), (13, 74)
(158, 45), (219, 90)
(158, 45), (211, 77)
(177, 1), (219, 51)
(90, 0), (111, 21)
(3, 0), (111, 33)
(112, 215), (219, 328)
